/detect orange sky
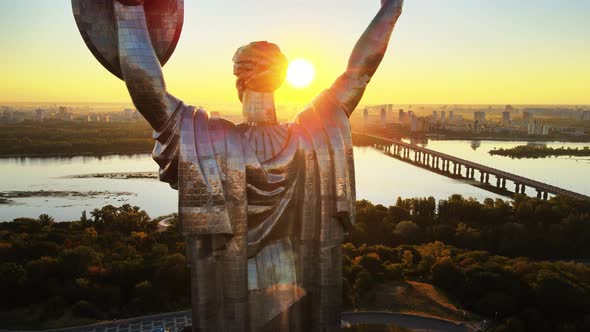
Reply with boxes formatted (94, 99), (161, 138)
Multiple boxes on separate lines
(0, 1), (589, 108)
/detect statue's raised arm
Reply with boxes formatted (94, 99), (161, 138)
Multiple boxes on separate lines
(329, 0), (404, 116)
(113, 1), (181, 131)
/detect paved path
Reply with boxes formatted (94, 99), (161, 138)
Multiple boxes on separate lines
(342, 311), (474, 332)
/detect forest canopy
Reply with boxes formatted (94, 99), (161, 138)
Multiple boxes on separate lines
(1, 195), (590, 331)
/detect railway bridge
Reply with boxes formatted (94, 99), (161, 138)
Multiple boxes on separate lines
(354, 133), (590, 201)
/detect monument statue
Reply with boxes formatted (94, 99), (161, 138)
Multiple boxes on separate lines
(72, 0), (404, 330)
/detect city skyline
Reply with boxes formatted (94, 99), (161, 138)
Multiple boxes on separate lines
(1, 0), (589, 106)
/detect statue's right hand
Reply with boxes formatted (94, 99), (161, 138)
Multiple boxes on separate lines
(116, 0), (144, 6)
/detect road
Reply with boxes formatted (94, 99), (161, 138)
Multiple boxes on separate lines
(342, 311), (475, 332)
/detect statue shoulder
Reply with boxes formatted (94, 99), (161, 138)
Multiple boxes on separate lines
(295, 90), (349, 128)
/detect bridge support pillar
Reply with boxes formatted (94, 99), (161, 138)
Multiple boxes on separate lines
(515, 183), (520, 193)
(543, 192), (549, 200)
(537, 190), (542, 199)
(480, 173), (485, 183)
(521, 185), (526, 194)
(485, 174), (490, 184)
(502, 179), (507, 189)
(497, 178), (501, 188)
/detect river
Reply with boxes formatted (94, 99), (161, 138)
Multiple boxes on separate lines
(1, 140), (588, 221)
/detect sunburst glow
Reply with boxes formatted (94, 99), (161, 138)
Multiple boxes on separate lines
(286, 59), (316, 89)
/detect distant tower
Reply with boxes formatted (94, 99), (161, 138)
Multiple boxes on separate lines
(398, 109), (405, 123)
(410, 113), (418, 132)
(502, 111), (511, 125)
(34, 108), (45, 122)
(387, 104), (395, 121)
(449, 111), (455, 122)
(380, 106), (387, 128)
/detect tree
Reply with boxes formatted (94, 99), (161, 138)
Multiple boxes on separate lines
(59, 246), (102, 277)
(72, 300), (99, 319)
(394, 221), (422, 244)
(431, 257), (462, 291)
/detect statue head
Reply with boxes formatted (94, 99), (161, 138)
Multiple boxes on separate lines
(233, 41), (288, 102)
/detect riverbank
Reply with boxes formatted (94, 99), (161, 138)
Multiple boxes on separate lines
(489, 145), (590, 159)
(0, 190), (135, 206)
(424, 134), (590, 143)
(66, 172), (158, 180)
(0, 121), (153, 158)
(0, 150), (152, 159)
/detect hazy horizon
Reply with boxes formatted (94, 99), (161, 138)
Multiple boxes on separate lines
(1, 0), (589, 105)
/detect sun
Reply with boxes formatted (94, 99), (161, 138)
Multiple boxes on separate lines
(286, 59), (316, 89)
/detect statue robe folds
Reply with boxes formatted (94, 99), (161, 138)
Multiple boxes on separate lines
(153, 90), (355, 331)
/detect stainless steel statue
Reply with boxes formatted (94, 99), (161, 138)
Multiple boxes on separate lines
(72, 0), (404, 330)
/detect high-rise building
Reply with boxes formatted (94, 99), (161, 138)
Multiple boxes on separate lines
(387, 104), (395, 121)
(34, 108), (45, 122)
(523, 111), (534, 122)
(441, 111), (446, 123)
(502, 111), (511, 125)
(398, 109), (405, 123)
(123, 108), (135, 120)
(57, 106), (73, 121)
(528, 120), (548, 135)
(363, 107), (369, 129)
(474, 111), (486, 123)
(449, 111), (455, 122)
(380, 106), (387, 128)
(410, 113), (418, 132)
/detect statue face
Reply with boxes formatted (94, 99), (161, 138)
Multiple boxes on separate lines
(233, 41), (288, 102)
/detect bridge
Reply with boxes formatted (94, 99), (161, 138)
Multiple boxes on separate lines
(0, 310), (480, 332)
(354, 133), (590, 201)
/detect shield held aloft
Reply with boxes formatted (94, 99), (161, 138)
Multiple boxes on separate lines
(72, 0), (184, 80)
